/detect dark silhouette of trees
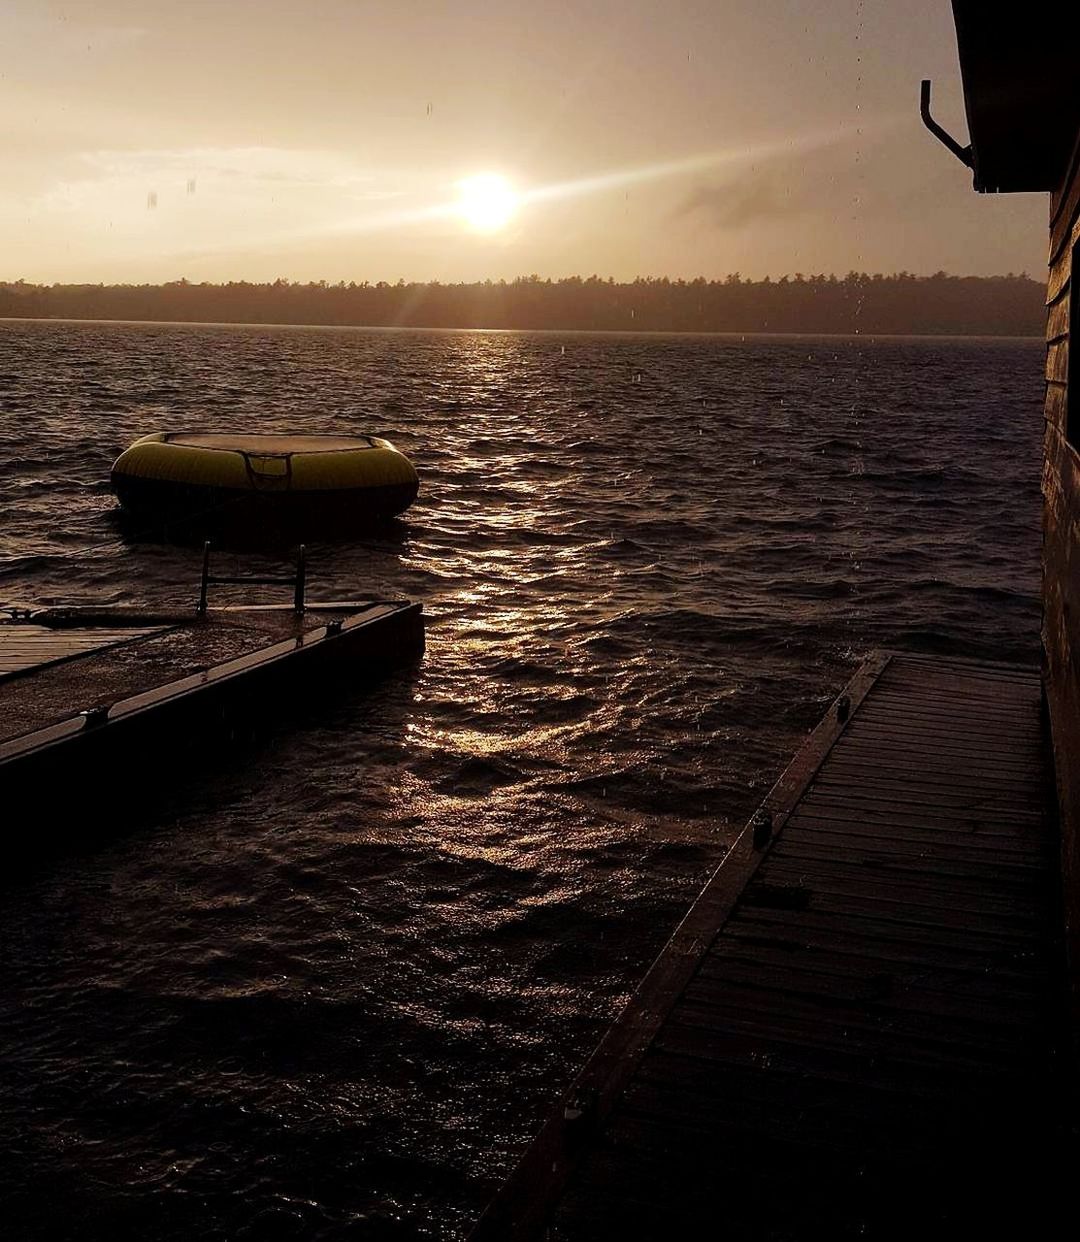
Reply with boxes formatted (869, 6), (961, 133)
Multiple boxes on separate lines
(0, 272), (1044, 335)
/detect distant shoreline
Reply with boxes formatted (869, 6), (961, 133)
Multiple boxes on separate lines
(0, 273), (1046, 338)
(0, 314), (1044, 339)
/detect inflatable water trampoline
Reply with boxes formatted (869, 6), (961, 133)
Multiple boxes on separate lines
(111, 432), (419, 529)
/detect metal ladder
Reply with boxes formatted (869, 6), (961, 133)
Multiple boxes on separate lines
(196, 542), (307, 616)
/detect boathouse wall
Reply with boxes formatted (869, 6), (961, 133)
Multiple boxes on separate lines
(1043, 125), (1080, 1001)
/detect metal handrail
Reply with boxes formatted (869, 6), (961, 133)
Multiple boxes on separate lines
(197, 542), (307, 615)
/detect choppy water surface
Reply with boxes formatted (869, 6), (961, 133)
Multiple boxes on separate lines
(0, 322), (1044, 1239)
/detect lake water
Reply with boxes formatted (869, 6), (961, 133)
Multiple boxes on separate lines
(0, 322), (1045, 1239)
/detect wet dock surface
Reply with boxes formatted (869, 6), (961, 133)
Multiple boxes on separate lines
(473, 653), (1063, 1240)
(0, 623), (169, 682)
(0, 605), (402, 745)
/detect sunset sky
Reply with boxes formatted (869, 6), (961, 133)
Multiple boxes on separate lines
(1, 0), (1048, 284)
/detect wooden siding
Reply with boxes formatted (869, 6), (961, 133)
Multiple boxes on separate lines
(1044, 129), (1080, 1047)
(1047, 291), (1070, 343)
(471, 654), (1060, 1239)
(1050, 125), (1080, 264)
(1046, 380), (1067, 434)
(1047, 336), (1070, 384)
(1047, 255), (1071, 305)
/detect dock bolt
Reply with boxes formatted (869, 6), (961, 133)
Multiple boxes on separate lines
(836, 694), (851, 723)
(752, 810), (773, 850)
(563, 1090), (595, 1128)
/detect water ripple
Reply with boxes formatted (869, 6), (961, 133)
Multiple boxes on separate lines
(0, 322), (1043, 1238)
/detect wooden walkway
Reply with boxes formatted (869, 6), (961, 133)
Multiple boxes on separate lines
(472, 653), (1063, 1240)
(0, 603), (424, 846)
(0, 604), (419, 748)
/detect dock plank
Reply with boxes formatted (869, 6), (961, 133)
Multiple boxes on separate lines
(469, 652), (1061, 1239)
(0, 625), (166, 679)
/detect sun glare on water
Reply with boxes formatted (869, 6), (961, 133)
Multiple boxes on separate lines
(455, 173), (518, 233)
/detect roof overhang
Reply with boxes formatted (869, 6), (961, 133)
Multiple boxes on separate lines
(951, 1), (1080, 192)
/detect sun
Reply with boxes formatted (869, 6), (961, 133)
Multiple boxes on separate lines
(455, 173), (518, 233)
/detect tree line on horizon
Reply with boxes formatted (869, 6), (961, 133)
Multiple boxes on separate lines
(0, 272), (1044, 336)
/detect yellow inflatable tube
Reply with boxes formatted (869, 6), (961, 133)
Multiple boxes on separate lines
(111, 432), (419, 527)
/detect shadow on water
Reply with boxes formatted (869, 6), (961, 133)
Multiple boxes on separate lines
(1, 659), (424, 885)
(108, 503), (414, 556)
(0, 663), (438, 1242)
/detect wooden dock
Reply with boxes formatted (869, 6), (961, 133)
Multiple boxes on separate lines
(472, 652), (1064, 1240)
(0, 622), (169, 681)
(0, 601), (423, 842)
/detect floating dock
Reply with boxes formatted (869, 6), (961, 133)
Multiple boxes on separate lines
(472, 652), (1063, 1239)
(0, 599), (423, 834)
